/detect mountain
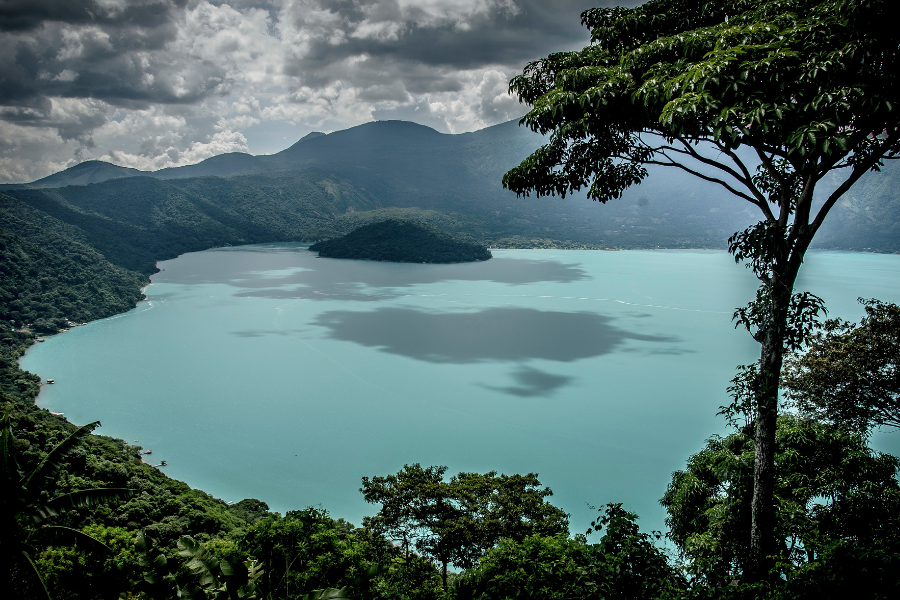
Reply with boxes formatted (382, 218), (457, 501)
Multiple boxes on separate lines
(4, 119), (899, 253)
(19, 160), (148, 188)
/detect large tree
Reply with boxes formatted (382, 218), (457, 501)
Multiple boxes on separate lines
(502, 0), (899, 582)
(661, 414), (900, 595)
(360, 464), (568, 587)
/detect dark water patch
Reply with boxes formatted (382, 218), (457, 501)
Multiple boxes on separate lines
(228, 257), (587, 300)
(482, 367), (575, 397)
(312, 307), (680, 363)
(619, 346), (695, 356)
(235, 286), (398, 302)
(153, 248), (588, 300)
(231, 329), (308, 338)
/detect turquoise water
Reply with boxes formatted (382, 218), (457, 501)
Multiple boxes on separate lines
(20, 247), (900, 534)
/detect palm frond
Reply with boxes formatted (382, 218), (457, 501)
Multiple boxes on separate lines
(177, 535), (219, 587)
(22, 421), (101, 491)
(32, 488), (134, 523)
(1, 411), (23, 486)
(301, 587), (353, 600)
(21, 549), (53, 600)
(42, 525), (113, 553)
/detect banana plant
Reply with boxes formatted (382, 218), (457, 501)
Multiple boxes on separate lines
(133, 529), (183, 600)
(0, 411), (134, 598)
(299, 588), (353, 600)
(298, 563), (390, 600)
(176, 535), (264, 599)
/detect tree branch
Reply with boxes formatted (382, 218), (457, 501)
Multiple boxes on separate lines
(644, 158), (763, 207)
(811, 131), (899, 234)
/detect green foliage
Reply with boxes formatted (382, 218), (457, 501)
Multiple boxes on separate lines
(450, 534), (605, 600)
(783, 299), (900, 433)
(239, 508), (374, 599)
(361, 464), (569, 585)
(451, 504), (684, 600)
(661, 414), (900, 588)
(0, 203), (146, 329)
(176, 534), (263, 599)
(36, 524), (141, 600)
(505, 0), (898, 202)
(585, 503), (686, 600)
(0, 398), (269, 598)
(369, 554), (443, 600)
(437, 470), (570, 571)
(310, 219), (491, 263)
(133, 528), (183, 599)
(0, 411), (133, 598)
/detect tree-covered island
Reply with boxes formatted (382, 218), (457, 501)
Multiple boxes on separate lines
(309, 220), (492, 263)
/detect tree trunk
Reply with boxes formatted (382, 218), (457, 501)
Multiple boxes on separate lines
(748, 323), (785, 581)
(442, 560), (448, 589)
(746, 236), (810, 582)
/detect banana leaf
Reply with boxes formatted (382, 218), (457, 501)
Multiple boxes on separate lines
(22, 421), (101, 491)
(301, 587), (353, 600)
(32, 487), (134, 522)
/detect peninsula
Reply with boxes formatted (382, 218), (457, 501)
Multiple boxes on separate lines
(309, 219), (492, 263)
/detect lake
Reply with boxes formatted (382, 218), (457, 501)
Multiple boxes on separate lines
(20, 247), (900, 535)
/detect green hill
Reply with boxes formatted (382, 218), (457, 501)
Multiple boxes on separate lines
(8, 119), (897, 251)
(310, 219), (492, 263)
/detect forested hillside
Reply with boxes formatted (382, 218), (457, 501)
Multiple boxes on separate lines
(7, 119), (898, 252)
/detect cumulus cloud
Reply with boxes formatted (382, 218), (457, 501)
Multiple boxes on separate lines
(0, 0), (635, 182)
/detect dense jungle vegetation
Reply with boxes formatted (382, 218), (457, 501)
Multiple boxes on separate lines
(309, 220), (491, 263)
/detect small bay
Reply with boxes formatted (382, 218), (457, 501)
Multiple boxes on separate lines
(21, 247), (900, 534)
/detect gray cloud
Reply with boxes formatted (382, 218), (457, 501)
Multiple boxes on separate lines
(0, 20), (226, 109)
(0, 0), (188, 32)
(296, 0), (593, 68)
(0, 0), (640, 182)
(279, 0), (608, 99)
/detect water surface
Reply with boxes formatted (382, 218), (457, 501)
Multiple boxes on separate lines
(22, 247), (900, 534)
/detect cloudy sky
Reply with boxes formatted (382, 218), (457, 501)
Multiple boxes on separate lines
(0, 0), (640, 183)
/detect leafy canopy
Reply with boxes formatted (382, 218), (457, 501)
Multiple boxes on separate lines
(0, 413), (133, 598)
(504, 0), (899, 210)
(360, 464), (569, 576)
(451, 504), (684, 600)
(661, 414), (900, 586)
(783, 299), (900, 433)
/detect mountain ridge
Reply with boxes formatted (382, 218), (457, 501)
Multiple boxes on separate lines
(11, 120), (477, 189)
(1, 118), (897, 253)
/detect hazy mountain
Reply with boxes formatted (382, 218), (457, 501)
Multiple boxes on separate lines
(14, 160), (148, 188)
(5, 119), (899, 252)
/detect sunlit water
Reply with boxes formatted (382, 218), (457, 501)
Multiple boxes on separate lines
(20, 247), (900, 535)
